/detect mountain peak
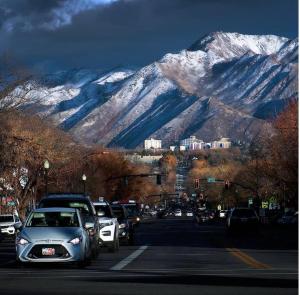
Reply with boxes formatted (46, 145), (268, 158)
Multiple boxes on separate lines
(188, 32), (289, 60)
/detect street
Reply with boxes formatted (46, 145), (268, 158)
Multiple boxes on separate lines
(0, 217), (297, 295)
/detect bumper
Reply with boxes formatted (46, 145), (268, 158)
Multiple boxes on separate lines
(16, 242), (85, 263)
(1, 226), (15, 235)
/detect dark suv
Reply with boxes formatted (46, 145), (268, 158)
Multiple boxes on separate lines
(111, 204), (134, 245)
(226, 208), (259, 232)
(38, 194), (100, 257)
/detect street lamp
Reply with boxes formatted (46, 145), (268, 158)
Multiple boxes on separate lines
(44, 160), (50, 196)
(82, 174), (87, 195)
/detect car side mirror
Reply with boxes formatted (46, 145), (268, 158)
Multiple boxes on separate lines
(84, 222), (94, 229)
(97, 210), (105, 217)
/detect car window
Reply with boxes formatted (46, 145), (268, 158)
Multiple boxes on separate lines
(94, 205), (113, 218)
(124, 205), (139, 217)
(112, 207), (125, 219)
(26, 211), (80, 227)
(39, 199), (92, 215)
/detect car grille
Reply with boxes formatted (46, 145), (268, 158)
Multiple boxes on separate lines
(28, 244), (70, 259)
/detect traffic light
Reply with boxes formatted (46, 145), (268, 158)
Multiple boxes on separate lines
(225, 180), (230, 190)
(156, 174), (162, 185)
(194, 179), (199, 189)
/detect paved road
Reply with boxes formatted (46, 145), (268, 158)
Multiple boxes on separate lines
(0, 217), (297, 295)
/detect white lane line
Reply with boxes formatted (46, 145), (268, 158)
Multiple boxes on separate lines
(110, 245), (148, 271)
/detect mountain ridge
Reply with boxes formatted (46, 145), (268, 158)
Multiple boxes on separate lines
(14, 32), (298, 148)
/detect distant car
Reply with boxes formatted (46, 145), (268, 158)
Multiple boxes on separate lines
(226, 208), (259, 232)
(16, 207), (91, 267)
(277, 211), (298, 225)
(219, 210), (228, 218)
(0, 214), (22, 236)
(93, 201), (119, 252)
(111, 204), (133, 244)
(174, 209), (182, 217)
(38, 194), (100, 257)
(186, 210), (193, 217)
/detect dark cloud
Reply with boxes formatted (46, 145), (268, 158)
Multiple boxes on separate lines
(0, 0), (298, 72)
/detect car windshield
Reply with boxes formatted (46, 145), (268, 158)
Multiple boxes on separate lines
(0, 216), (14, 222)
(39, 199), (91, 215)
(112, 208), (125, 219)
(232, 209), (256, 218)
(123, 205), (138, 217)
(94, 205), (113, 218)
(26, 211), (79, 227)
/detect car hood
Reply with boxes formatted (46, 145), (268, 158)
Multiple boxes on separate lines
(20, 227), (82, 242)
(98, 217), (113, 224)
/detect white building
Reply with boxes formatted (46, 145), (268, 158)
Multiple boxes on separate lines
(144, 138), (162, 150)
(211, 138), (231, 149)
(170, 146), (176, 151)
(180, 136), (205, 150)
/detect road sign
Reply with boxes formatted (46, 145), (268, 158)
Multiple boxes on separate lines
(261, 201), (268, 209)
(248, 198), (253, 205)
(207, 177), (216, 183)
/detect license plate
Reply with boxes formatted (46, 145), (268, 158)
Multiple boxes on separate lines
(42, 248), (55, 256)
(241, 218), (248, 222)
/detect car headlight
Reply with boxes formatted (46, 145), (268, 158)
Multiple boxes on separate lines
(69, 237), (82, 245)
(16, 237), (29, 245)
(119, 223), (126, 229)
(136, 217), (140, 222)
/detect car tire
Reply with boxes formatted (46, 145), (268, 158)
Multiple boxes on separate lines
(77, 249), (91, 268)
(108, 233), (119, 253)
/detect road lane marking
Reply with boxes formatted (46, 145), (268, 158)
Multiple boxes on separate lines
(226, 248), (271, 269)
(110, 245), (148, 271)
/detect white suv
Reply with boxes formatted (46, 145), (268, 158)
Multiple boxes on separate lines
(93, 201), (119, 252)
(0, 214), (22, 236)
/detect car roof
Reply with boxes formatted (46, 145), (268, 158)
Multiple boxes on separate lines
(42, 193), (88, 199)
(33, 207), (77, 213)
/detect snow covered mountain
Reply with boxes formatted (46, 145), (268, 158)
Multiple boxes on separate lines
(19, 32), (298, 148)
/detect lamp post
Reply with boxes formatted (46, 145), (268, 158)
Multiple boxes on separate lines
(44, 160), (50, 196)
(82, 174), (87, 195)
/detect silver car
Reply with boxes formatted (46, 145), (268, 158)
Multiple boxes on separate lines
(16, 207), (91, 266)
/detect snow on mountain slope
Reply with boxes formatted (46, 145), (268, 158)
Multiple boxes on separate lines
(18, 32), (297, 148)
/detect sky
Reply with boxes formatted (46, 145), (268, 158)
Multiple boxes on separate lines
(0, 0), (298, 72)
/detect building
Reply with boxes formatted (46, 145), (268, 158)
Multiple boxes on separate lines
(211, 138), (231, 149)
(180, 136), (205, 150)
(170, 146), (176, 151)
(144, 138), (162, 150)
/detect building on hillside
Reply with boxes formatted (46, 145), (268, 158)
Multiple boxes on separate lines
(211, 138), (231, 149)
(144, 138), (162, 150)
(180, 136), (205, 150)
(170, 146), (176, 152)
(179, 145), (186, 151)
